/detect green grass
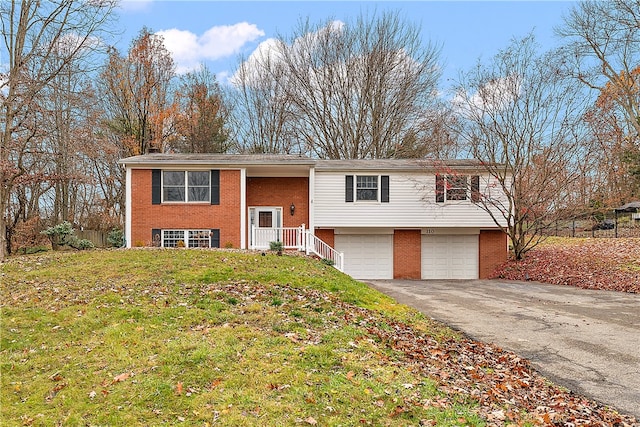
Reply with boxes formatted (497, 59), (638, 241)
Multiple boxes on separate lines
(2, 249), (478, 426)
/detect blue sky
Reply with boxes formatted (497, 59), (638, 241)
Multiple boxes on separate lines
(116, 1), (576, 89)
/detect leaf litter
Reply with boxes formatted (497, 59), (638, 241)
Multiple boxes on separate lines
(492, 238), (640, 293)
(3, 251), (638, 426)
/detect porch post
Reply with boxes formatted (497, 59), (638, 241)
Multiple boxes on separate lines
(124, 167), (132, 248)
(240, 168), (247, 249)
(299, 223), (305, 251)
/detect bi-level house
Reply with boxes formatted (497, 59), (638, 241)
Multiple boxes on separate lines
(119, 154), (508, 280)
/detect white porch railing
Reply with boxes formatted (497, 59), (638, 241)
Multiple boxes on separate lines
(305, 232), (344, 272)
(249, 224), (344, 272)
(251, 224), (305, 250)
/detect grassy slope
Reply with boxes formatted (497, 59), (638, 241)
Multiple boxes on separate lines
(2, 250), (476, 427)
(2, 249), (636, 426)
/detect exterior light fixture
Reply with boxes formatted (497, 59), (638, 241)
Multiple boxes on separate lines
(290, 203), (295, 216)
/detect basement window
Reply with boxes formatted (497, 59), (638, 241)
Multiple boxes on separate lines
(162, 230), (211, 248)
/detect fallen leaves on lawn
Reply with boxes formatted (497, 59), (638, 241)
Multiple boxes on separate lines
(199, 281), (638, 426)
(492, 238), (640, 293)
(112, 372), (132, 384)
(358, 311), (638, 426)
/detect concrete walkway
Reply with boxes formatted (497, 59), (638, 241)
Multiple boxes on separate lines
(366, 279), (640, 419)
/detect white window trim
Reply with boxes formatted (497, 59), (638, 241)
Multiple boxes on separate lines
(354, 175), (380, 203)
(161, 229), (211, 248)
(445, 175), (469, 202)
(161, 170), (211, 203)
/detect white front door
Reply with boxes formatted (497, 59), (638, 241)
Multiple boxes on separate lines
(250, 207), (282, 249)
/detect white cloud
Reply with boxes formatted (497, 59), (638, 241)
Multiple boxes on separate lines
(156, 22), (264, 74)
(230, 20), (345, 87)
(118, 0), (153, 13)
(452, 74), (521, 117)
(229, 37), (282, 87)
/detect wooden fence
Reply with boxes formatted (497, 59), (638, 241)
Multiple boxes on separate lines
(76, 230), (109, 247)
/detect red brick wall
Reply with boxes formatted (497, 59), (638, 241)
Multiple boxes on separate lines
(313, 228), (335, 248)
(479, 230), (507, 279)
(130, 169), (241, 247)
(246, 177), (309, 228)
(393, 230), (421, 279)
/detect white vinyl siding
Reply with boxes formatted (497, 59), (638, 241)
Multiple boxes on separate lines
(421, 234), (478, 279)
(314, 172), (506, 228)
(334, 234), (393, 279)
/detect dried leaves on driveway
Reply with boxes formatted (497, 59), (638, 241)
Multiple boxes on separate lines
(492, 238), (640, 293)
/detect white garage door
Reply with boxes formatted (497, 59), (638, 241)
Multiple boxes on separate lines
(335, 234), (393, 279)
(421, 234), (478, 279)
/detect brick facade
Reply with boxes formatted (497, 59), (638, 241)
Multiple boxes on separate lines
(479, 230), (508, 279)
(130, 169), (242, 248)
(246, 177), (309, 229)
(313, 228), (335, 248)
(393, 230), (421, 279)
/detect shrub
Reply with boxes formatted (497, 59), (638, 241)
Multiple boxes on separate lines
(15, 246), (49, 255)
(321, 258), (335, 266)
(69, 237), (95, 250)
(107, 228), (125, 248)
(11, 216), (50, 253)
(41, 222), (94, 251)
(269, 241), (283, 252)
(41, 221), (75, 249)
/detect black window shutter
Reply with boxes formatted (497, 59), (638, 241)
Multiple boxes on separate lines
(152, 169), (161, 205)
(381, 175), (389, 203)
(211, 170), (220, 205)
(471, 175), (480, 203)
(435, 174), (445, 203)
(151, 228), (161, 247)
(210, 229), (220, 248)
(345, 175), (354, 202)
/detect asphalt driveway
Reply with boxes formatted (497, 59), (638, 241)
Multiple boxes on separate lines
(366, 279), (640, 419)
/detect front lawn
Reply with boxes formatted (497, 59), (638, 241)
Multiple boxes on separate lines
(492, 237), (640, 293)
(2, 249), (636, 426)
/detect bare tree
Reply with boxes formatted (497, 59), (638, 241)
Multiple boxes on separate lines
(452, 35), (591, 260)
(231, 10), (442, 159)
(99, 28), (176, 156)
(173, 66), (230, 153)
(0, 0), (115, 259)
(229, 43), (301, 154)
(558, 0), (640, 138)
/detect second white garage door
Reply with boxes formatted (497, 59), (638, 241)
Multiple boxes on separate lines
(421, 234), (478, 279)
(335, 234), (393, 279)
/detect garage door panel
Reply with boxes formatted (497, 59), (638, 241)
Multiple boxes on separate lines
(422, 234), (478, 279)
(335, 234), (393, 279)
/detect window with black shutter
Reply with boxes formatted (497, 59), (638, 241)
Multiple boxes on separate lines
(471, 175), (480, 203)
(345, 175), (354, 202)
